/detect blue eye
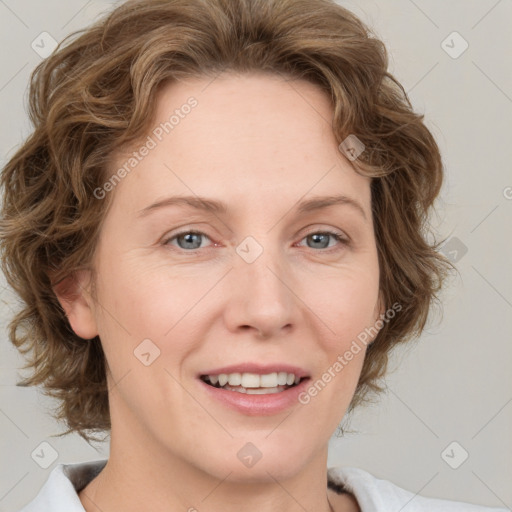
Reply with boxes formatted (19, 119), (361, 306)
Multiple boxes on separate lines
(297, 231), (347, 250)
(164, 231), (212, 251)
(163, 229), (348, 252)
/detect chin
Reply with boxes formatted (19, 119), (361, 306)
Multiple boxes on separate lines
(196, 437), (316, 483)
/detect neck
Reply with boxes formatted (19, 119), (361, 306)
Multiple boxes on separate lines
(79, 430), (354, 512)
(78, 398), (359, 512)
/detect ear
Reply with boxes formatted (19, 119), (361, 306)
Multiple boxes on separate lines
(52, 270), (99, 340)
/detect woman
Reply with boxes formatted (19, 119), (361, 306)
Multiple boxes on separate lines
(0, 0), (506, 511)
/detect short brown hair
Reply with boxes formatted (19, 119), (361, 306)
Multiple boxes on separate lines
(0, 0), (453, 443)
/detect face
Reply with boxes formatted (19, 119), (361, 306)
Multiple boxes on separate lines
(62, 71), (383, 483)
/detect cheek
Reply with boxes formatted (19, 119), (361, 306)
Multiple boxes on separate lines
(94, 240), (380, 355)
(95, 256), (184, 330)
(93, 259), (210, 373)
(309, 265), (380, 346)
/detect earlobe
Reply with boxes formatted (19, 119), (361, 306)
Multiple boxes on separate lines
(52, 270), (99, 340)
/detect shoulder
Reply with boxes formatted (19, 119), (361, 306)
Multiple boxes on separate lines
(327, 466), (508, 512)
(16, 459), (107, 512)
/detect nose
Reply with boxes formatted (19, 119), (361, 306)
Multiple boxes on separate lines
(223, 241), (297, 339)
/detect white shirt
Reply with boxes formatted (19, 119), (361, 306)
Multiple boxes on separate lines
(17, 459), (508, 511)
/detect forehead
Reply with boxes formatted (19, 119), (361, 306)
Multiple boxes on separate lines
(105, 72), (371, 217)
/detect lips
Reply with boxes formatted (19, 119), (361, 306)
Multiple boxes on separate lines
(198, 372), (311, 415)
(196, 363), (311, 414)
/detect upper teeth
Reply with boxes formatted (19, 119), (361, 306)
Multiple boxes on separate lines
(207, 372), (300, 388)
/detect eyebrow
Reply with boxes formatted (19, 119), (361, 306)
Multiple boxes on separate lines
(137, 193), (367, 221)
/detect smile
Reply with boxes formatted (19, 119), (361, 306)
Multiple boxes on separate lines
(201, 371), (304, 394)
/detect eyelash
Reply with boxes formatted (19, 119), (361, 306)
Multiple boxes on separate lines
(162, 228), (350, 254)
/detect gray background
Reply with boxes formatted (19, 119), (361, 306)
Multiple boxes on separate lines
(0, 0), (511, 510)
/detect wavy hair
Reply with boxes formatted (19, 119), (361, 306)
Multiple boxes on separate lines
(0, 0), (453, 443)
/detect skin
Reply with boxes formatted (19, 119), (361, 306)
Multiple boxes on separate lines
(56, 71), (384, 512)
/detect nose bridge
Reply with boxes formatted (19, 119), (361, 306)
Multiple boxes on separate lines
(228, 233), (295, 335)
